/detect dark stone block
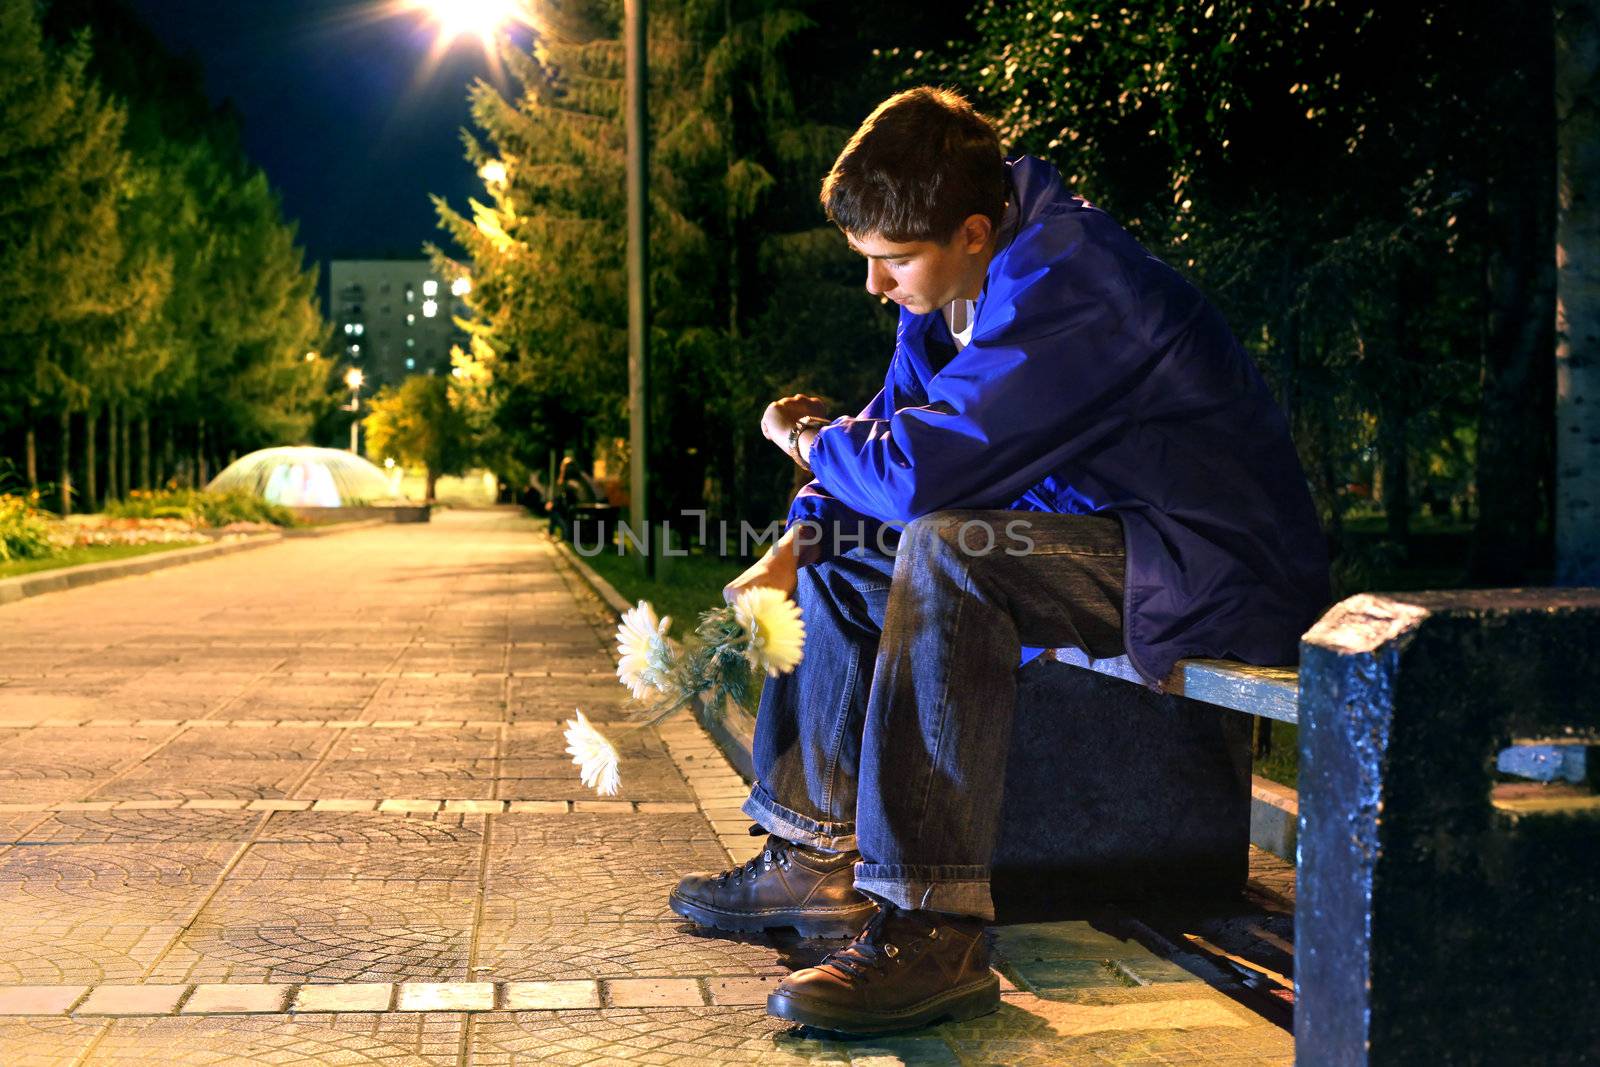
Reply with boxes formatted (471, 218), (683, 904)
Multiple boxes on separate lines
(991, 659), (1253, 918)
(1297, 590), (1600, 1067)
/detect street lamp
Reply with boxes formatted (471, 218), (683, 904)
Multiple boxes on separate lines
(344, 367), (365, 454)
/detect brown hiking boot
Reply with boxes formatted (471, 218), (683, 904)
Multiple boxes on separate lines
(669, 834), (877, 939)
(766, 905), (999, 1035)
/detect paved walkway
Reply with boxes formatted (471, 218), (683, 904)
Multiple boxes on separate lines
(0, 509), (1292, 1064)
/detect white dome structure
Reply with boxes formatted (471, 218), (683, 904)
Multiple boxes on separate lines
(207, 447), (404, 508)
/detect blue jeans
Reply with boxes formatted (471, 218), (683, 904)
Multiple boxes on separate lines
(742, 510), (1126, 920)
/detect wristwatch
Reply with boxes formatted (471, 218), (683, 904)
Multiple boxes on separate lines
(787, 416), (830, 471)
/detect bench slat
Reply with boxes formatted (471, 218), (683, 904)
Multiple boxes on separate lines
(1045, 649), (1300, 724)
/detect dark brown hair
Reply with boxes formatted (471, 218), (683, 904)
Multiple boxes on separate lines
(820, 87), (1008, 243)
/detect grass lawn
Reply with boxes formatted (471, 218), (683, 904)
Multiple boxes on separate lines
(0, 541), (199, 580)
(579, 542), (748, 629)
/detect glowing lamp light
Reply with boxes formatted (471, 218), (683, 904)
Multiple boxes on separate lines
(422, 299), (438, 318)
(478, 160), (508, 186)
(345, 368), (365, 391)
(423, 279), (438, 297)
(409, 0), (523, 47)
(451, 276), (472, 297)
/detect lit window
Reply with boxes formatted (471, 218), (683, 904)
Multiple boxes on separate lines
(422, 299), (438, 318)
(423, 280), (438, 297)
(451, 277), (471, 297)
(406, 357), (416, 370)
(407, 314), (415, 326)
(405, 287), (414, 304)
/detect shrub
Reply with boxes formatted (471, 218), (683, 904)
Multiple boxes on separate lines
(0, 493), (57, 562)
(105, 489), (298, 528)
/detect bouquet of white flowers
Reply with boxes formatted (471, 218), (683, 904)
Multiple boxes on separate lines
(564, 587), (805, 796)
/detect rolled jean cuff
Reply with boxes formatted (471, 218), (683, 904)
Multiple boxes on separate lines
(741, 783), (858, 853)
(853, 863), (995, 922)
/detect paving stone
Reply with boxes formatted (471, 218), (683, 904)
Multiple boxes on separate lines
(0, 923), (184, 984)
(290, 982), (394, 1013)
(707, 977), (773, 1005)
(311, 798), (379, 812)
(177, 983), (291, 1014)
(259, 810), (485, 844)
(847, 1039), (963, 1065)
(0, 985), (89, 1014)
(150, 923), (473, 985)
(6, 810), (261, 844)
(192, 877), (479, 929)
(506, 800), (568, 813)
(1008, 957), (1125, 996)
(396, 981), (494, 1011)
(501, 980), (600, 1010)
(232, 842), (482, 882)
(246, 799), (312, 811)
(472, 921), (785, 981)
(304, 764), (500, 800)
(377, 799), (442, 813)
(76, 983), (190, 1016)
(83, 1013), (463, 1064)
(995, 921), (1162, 962)
(0, 1018), (109, 1066)
(605, 978), (706, 1007)
(572, 800), (633, 814)
(467, 1007), (851, 1064)
(442, 799), (505, 813)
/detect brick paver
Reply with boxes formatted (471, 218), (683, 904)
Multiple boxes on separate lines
(0, 510), (1293, 1063)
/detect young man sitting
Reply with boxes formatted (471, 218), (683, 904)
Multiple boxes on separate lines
(669, 87), (1329, 1036)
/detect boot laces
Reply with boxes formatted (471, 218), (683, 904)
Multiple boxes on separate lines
(714, 836), (790, 886)
(820, 905), (904, 981)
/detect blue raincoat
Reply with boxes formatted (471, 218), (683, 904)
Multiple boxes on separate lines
(789, 155), (1330, 685)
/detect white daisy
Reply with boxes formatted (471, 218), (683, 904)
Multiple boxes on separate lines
(563, 709), (621, 796)
(615, 600), (674, 701)
(733, 586), (805, 677)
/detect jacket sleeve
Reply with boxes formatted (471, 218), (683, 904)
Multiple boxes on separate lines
(784, 385), (893, 558)
(807, 237), (1187, 524)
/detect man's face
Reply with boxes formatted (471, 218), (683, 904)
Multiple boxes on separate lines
(846, 216), (993, 316)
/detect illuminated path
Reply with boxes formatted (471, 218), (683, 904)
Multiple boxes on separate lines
(0, 510), (1292, 1064)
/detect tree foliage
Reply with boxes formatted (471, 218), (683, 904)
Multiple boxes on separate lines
(363, 373), (472, 500)
(433, 0), (935, 529)
(1, 0), (335, 512)
(915, 0), (1555, 585)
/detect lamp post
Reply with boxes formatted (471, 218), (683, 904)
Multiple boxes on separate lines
(625, 0), (651, 577)
(344, 367), (365, 455)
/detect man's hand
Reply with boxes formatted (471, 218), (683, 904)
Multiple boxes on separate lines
(761, 393), (831, 448)
(722, 525), (822, 603)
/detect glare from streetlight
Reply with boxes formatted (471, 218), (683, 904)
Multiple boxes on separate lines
(345, 368), (365, 391)
(478, 160), (508, 186)
(405, 0), (526, 49)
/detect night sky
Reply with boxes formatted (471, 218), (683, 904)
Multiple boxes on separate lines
(122, 0), (533, 285)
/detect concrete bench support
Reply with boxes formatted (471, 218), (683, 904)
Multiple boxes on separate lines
(992, 659), (1254, 916)
(1297, 590), (1600, 1065)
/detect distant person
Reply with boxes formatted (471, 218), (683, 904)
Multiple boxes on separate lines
(667, 87), (1330, 1035)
